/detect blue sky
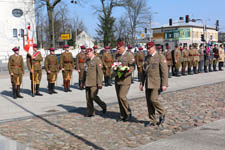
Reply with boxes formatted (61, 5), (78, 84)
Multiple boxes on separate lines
(66, 0), (225, 36)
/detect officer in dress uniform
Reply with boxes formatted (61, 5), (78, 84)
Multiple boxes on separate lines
(128, 45), (135, 83)
(114, 41), (135, 121)
(173, 45), (181, 76)
(164, 46), (172, 78)
(135, 47), (145, 81)
(44, 48), (59, 94)
(84, 48), (107, 117)
(8, 47), (24, 99)
(60, 45), (74, 92)
(76, 45), (86, 89)
(181, 46), (189, 75)
(26, 44), (43, 97)
(102, 46), (113, 86)
(139, 41), (168, 127)
(93, 45), (99, 57)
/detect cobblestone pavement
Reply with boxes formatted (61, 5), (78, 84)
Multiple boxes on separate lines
(0, 82), (225, 150)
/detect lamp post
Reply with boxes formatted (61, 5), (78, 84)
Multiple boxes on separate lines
(149, 12), (158, 41)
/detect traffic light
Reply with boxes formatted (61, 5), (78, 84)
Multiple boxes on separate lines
(169, 18), (172, 26)
(185, 15), (189, 23)
(201, 34), (205, 42)
(216, 20), (219, 31)
(144, 28), (147, 33)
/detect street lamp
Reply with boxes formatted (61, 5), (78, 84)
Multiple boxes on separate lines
(149, 12), (158, 41)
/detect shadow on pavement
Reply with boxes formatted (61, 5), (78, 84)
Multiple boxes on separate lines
(0, 95), (105, 150)
(58, 104), (148, 125)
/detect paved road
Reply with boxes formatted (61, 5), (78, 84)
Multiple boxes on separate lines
(0, 69), (225, 122)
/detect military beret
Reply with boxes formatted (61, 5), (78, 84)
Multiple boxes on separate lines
(64, 45), (69, 48)
(138, 47), (143, 51)
(80, 45), (86, 49)
(180, 47), (184, 50)
(146, 41), (155, 49)
(86, 48), (93, 53)
(128, 45), (133, 49)
(49, 48), (55, 51)
(157, 45), (161, 49)
(12, 47), (19, 51)
(166, 46), (171, 49)
(105, 46), (110, 49)
(117, 41), (125, 48)
(33, 44), (38, 48)
(93, 45), (98, 49)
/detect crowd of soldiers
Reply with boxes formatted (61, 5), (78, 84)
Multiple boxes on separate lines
(163, 43), (225, 78)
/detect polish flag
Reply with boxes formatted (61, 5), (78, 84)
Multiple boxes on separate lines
(24, 25), (34, 55)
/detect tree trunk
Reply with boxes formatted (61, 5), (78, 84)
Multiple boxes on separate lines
(47, 7), (55, 48)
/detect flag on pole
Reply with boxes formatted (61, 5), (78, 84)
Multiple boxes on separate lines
(24, 25), (34, 55)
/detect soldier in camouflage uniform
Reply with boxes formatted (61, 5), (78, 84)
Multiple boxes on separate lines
(44, 48), (59, 94)
(8, 47), (24, 99)
(26, 44), (43, 97)
(76, 45), (86, 89)
(102, 46), (113, 86)
(60, 45), (74, 92)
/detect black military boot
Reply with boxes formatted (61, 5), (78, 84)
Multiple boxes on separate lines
(31, 82), (35, 97)
(64, 80), (68, 92)
(108, 77), (112, 86)
(52, 83), (57, 94)
(204, 66), (208, 73)
(104, 77), (108, 86)
(67, 80), (72, 92)
(48, 82), (52, 94)
(16, 86), (23, 98)
(193, 67), (197, 74)
(175, 69), (180, 77)
(12, 85), (17, 99)
(209, 64), (212, 72)
(213, 64), (217, 71)
(35, 84), (43, 96)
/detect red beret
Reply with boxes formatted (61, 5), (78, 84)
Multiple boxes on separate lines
(157, 46), (161, 49)
(138, 47), (143, 51)
(128, 45), (133, 49)
(49, 48), (55, 51)
(80, 45), (86, 49)
(86, 48), (93, 53)
(64, 45), (69, 48)
(117, 41), (124, 48)
(146, 41), (155, 49)
(12, 47), (19, 51)
(33, 44), (38, 48)
(180, 47), (184, 50)
(93, 45), (98, 49)
(166, 46), (171, 49)
(105, 46), (110, 49)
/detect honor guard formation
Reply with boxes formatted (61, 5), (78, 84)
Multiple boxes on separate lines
(8, 41), (225, 127)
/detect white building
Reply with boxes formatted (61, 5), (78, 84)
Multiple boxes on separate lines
(0, 0), (35, 63)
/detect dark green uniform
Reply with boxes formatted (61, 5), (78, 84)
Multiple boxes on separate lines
(8, 54), (24, 99)
(60, 51), (74, 92)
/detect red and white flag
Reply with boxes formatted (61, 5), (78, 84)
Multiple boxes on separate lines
(24, 25), (34, 55)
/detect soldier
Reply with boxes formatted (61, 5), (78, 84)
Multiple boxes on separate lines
(8, 47), (24, 99)
(84, 48), (107, 117)
(188, 45), (194, 75)
(135, 47), (145, 80)
(114, 41), (135, 121)
(127, 46), (135, 83)
(139, 41), (168, 127)
(208, 45), (214, 72)
(198, 44), (204, 73)
(93, 45), (99, 57)
(203, 45), (210, 73)
(218, 44), (224, 71)
(102, 45), (113, 86)
(26, 44), (43, 97)
(60, 45), (74, 92)
(193, 44), (199, 74)
(44, 48), (59, 94)
(157, 45), (163, 54)
(164, 46), (172, 78)
(213, 44), (219, 71)
(76, 45), (86, 89)
(173, 45), (181, 76)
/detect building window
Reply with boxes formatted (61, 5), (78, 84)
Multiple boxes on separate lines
(13, 28), (17, 37)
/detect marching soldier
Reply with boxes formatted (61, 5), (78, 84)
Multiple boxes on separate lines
(173, 45), (181, 76)
(8, 47), (24, 99)
(44, 48), (59, 94)
(209, 45), (214, 72)
(193, 44), (199, 74)
(76, 45), (86, 89)
(218, 44), (224, 71)
(60, 45), (74, 92)
(84, 48), (107, 117)
(114, 41), (135, 122)
(188, 45), (194, 75)
(213, 44), (219, 71)
(181, 46), (189, 75)
(139, 41), (168, 127)
(135, 47), (145, 80)
(102, 45), (113, 86)
(164, 46), (172, 78)
(26, 44), (43, 97)
(93, 45), (99, 57)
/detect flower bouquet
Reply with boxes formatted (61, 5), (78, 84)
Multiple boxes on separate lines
(111, 62), (130, 78)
